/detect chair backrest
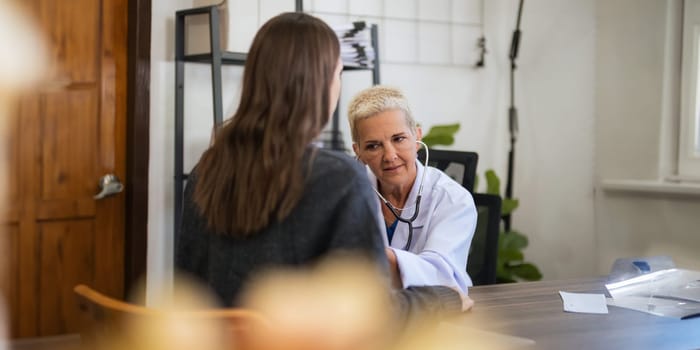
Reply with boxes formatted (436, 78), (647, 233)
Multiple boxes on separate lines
(468, 193), (501, 285)
(418, 149), (478, 193)
(73, 284), (267, 350)
(418, 149), (496, 284)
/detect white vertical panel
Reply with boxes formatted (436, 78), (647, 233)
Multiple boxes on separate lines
(383, 19), (418, 63)
(312, 0), (347, 13)
(302, 0), (312, 11)
(385, 0), (416, 19)
(417, 0), (450, 21)
(337, 69), (375, 148)
(452, 0), (482, 24)
(193, 0), (221, 5)
(451, 24), (481, 66)
(679, 0), (700, 176)
(348, 0), (382, 16)
(418, 22), (450, 64)
(222, 0), (260, 52)
(314, 12), (351, 27)
(259, 0), (295, 25)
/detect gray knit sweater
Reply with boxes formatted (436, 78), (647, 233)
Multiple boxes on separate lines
(175, 148), (461, 319)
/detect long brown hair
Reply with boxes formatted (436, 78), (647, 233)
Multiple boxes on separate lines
(192, 12), (340, 235)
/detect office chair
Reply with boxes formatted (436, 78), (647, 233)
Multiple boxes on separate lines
(73, 284), (267, 350)
(418, 148), (478, 193)
(468, 193), (501, 285)
(418, 149), (499, 285)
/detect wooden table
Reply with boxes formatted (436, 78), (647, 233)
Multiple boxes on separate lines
(454, 277), (700, 349)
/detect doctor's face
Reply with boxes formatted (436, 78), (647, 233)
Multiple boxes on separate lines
(353, 109), (422, 190)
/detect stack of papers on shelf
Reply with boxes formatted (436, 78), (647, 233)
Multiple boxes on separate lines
(605, 268), (700, 319)
(332, 22), (374, 69)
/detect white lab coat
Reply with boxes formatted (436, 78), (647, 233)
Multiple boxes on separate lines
(366, 161), (476, 295)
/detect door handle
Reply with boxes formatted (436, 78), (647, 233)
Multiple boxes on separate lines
(94, 174), (124, 199)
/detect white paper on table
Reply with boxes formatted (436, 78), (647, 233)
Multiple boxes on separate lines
(559, 291), (609, 314)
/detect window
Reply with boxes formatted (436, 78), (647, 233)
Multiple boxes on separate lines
(679, 0), (700, 178)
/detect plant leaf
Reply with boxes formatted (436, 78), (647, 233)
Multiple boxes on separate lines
(421, 123), (460, 147)
(497, 248), (523, 263)
(487, 168), (543, 283)
(422, 134), (454, 147)
(501, 198), (519, 215)
(496, 260), (516, 283)
(510, 263), (543, 281)
(496, 274), (516, 284)
(485, 169), (500, 195)
(500, 231), (528, 250)
(426, 123), (460, 135)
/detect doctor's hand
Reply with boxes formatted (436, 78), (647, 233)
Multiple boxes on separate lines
(460, 293), (474, 312)
(385, 248), (402, 289)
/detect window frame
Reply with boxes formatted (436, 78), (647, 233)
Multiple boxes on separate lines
(679, 0), (700, 178)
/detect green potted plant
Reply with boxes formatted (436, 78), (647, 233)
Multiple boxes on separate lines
(481, 170), (542, 282)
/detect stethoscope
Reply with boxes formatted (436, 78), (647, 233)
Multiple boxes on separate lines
(372, 140), (429, 250)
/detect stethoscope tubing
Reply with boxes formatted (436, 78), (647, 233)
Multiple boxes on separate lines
(375, 141), (429, 250)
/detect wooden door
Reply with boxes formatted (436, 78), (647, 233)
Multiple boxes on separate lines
(0, 0), (127, 338)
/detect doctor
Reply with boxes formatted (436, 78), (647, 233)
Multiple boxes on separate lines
(348, 85), (476, 295)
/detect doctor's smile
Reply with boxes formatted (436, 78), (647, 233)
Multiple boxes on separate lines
(382, 164), (405, 173)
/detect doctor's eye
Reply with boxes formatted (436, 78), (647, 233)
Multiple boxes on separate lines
(393, 136), (407, 143)
(364, 143), (380, 151)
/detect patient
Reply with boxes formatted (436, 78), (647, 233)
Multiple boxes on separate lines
(175, 12), (467, 324)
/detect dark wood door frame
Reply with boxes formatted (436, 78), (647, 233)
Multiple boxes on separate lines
(125, 0), (150, 295)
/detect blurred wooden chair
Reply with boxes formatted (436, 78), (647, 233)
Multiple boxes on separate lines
(73, 284), (268, 350)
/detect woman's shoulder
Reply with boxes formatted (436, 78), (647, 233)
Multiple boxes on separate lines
(305, 148), (371, 193)
(311, 148), (365, 175)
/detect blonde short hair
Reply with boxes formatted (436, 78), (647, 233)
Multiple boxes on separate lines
(347, 85), (416, 143)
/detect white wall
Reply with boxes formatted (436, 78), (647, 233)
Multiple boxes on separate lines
(148, 0), (187, 304)
(148, 0), (600, 299)
(508, 0), (597, 279)
(594, 0), (700, 274)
